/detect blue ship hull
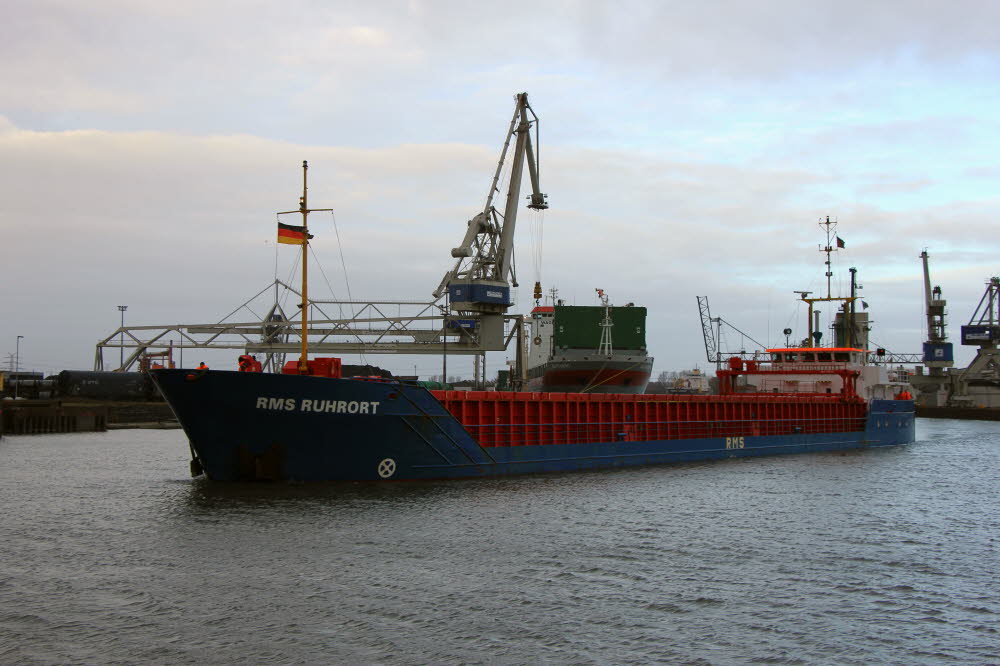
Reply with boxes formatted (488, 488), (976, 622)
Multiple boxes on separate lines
(151, 369), (915, 481)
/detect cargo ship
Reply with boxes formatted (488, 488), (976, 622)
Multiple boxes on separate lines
(526, 289), (653, 393)
(151, 195), (915, 481)
(152, 352), (913, 481)
(150, 97), (913, 481)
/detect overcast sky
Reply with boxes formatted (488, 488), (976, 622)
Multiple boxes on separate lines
(3, 0), (1000, 378)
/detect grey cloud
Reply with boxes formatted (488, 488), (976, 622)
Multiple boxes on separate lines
(3, 118), (966, 374)
(3, 1), (1000, 376)
(5, 1), (1000, 139)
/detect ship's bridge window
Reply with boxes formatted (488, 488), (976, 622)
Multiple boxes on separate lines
(771, 353), (782, 362)
(834, 352), (850, 362)
(801, 353), (815, 362)
(784, 353), (797, 362)
(817, 352), (832, 362)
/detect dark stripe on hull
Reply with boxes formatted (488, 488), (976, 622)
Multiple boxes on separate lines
(151, 369), (914, 482)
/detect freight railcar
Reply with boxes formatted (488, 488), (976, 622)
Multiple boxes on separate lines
(56, 371), (158, 401)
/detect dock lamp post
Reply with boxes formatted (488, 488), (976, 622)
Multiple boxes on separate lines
(118, 305), (128, 369)
(14, 335), (23, 399)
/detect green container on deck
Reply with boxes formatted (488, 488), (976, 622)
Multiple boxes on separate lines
(417, 380), (454, 390)
(552, 306), (647, 350)
(496, 370), (510, 391)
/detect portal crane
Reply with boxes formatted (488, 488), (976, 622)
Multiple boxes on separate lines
(434, 92), (548, 313)
(95, 94), (547, 375)
(940, 276), (1000, 406)
(961, 277), (1000, 348)
(920, 250), (953, 370)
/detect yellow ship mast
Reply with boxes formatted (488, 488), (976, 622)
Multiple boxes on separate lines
(277, 161), (332, 373)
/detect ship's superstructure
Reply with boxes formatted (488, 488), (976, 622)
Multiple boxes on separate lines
(738, 347), (907, 401)
(525, 290), (653, 393)
(732, 218), (909, 401)
(738, 301), (908, 401)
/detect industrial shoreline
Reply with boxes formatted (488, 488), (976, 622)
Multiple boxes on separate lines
(0, 400), (176, 435)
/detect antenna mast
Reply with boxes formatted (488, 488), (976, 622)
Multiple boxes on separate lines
(596, 289), (613, 356)
(796, 216), (856, 346)
(820, 215), (837, 298)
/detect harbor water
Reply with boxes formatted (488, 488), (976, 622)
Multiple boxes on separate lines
(1, 419), (997, 664)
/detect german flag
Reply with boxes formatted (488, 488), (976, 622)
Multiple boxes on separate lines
(278, 222), (312, 245)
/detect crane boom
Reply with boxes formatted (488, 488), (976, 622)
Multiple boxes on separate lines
(696, 295), (769, 367)
(697, 296), (719, 365)
(921, 250), (947, 343)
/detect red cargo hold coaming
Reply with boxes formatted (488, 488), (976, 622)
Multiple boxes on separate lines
(431, 390), (866, 448)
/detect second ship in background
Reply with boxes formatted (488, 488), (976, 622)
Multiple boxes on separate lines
(525, 288), (654, 393)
